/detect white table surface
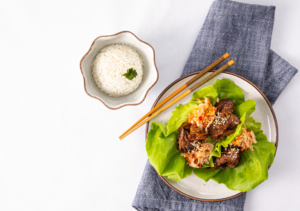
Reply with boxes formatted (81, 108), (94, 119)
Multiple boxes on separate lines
(0, 0), (299, 210)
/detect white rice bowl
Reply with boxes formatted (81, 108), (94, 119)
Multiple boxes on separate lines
(92, 44), (143, 97)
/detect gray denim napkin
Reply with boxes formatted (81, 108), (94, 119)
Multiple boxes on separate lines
(133, 0), (298, 210)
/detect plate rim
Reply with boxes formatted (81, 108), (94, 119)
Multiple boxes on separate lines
(145, 70), (279, 202)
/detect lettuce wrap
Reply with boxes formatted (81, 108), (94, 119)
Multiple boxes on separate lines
(146, 79), (276, 192)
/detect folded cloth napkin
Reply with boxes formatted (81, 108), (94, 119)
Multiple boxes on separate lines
(133, 0), (298, 210)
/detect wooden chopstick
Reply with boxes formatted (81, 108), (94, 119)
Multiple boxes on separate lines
(119, 53), (230, 140)
(119, 60), (235, 140)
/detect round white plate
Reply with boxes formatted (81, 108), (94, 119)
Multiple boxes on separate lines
(146, 71), (278, 201)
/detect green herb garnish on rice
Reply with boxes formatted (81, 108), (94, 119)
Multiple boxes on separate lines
(123, 68), (138, 80)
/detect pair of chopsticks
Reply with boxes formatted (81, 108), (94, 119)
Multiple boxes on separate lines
(119, 53), (235, 140)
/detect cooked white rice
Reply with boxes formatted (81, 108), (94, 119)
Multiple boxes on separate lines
(92, 44), (143, 97)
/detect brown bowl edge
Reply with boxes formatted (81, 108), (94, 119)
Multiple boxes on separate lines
(79, 31), (159, 110)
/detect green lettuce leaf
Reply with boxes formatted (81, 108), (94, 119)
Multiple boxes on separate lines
(208, 113), (246, 160)
(146, 79), (275, 191)
(193, 114), (276, 191)
(146, 122), (192, 180)
(194, 168), (221, 182)
(190, 85), (219, 105)
(146, 122), (177, 175)
(166, 102), (199, 136)
(203, 99), (256, 166)
(213, 79), (245, 105)
(234, 99), (256, 118)
(209, 116), (276, 191)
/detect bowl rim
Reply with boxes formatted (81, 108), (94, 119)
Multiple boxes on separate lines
(79, 31), (159, 110)
(145, 70), (279, 202)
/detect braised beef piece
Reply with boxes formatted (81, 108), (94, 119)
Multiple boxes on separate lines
(208, 120), (231, 140)
(190, 133), (209, 141)
(177, 122), (192, 132)
(213, 146), (241, 169)
(190, 124), (202, 134)
(177, 128), (191, 153)
(215, 98), (233, 113)
(208, 98), (241, 140)
(177, 99), (242, 169)
(227, 115), (241, 130)
(222, 130), (235, 136)
(177, 128), (185, 151)
(177, 123), (206, 153)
